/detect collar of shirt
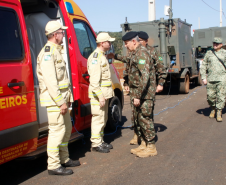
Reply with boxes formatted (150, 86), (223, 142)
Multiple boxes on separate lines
(96, 47), (105, 55)
(132, 43), (142, 56)
(47, 41), (63, 51)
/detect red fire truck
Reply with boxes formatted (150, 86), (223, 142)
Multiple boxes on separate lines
(0, 0), (123, 165)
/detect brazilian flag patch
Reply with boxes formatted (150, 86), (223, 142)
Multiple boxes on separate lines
(159, 57), (163, 61)
(139, 59), (146, 64)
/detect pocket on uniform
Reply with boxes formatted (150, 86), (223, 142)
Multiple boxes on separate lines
(56, 62), (65, 80)
(129, 68), (140, 87)
(47, 111), (60, 125)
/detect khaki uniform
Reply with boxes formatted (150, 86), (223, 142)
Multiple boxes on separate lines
(87, 48), (114, 147)
(37, 41), (73, 170)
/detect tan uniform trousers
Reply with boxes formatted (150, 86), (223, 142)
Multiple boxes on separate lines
(90, 99), (109, 147)
(46, 106), (72, 170)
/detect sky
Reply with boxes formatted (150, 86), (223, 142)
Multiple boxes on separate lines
(75, 0), (226, 35)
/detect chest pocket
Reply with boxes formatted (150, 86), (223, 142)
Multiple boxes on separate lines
(56, 61), (65, 80)
(101, 63), (109, 79)
(129, 65), (140, 88)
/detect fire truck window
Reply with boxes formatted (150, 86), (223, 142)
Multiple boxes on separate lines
(0, 7), (24, 61)
(73, 21), (91, 59)
(86, 25), (97, 52)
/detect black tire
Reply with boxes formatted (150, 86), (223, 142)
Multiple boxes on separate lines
(178, 73), (190, 94)
(105, 96), (122, 132)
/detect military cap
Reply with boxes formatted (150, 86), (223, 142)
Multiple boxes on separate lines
(122, 31), (138, 41)
(96, 32), (115, 43)
(138, 31), (149, 40)
(213, 37), (222, 43)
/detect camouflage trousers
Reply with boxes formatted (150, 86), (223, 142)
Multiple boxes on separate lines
(132, 99), (155, 144)
(207, 81), (226, 109)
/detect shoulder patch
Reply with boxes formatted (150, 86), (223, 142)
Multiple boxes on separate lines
(158, 56), (163, 61)
(92, 59), (98, 64)
(45, 46), (50, 52)
(93, 52), (98, 58)
(44, 55), (51, 61)
(139, 59), (146, 64)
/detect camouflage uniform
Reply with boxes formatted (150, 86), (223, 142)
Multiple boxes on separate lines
(200, 48), (226, 109)
(120, 44), (156, 144)
(146, 44), (167, 85)
(116, 46), (166, 129)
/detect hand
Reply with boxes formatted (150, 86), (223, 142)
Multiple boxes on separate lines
(124, 86), (130, 91)
(133, 98), (140, 107)
(107, 53), (115, 59)
(60, 103), (68, 115)
(99, 97), (106, 108)
(202, 79), (207, 85)
(156, 85), (163, 93)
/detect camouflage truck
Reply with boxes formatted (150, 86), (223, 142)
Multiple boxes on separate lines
(193, 27), (226, 72)
(120, 1), (201, 94)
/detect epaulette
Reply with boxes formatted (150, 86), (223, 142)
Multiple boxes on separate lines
(93, 52), (98, 58)
(45, 46), (51, 52)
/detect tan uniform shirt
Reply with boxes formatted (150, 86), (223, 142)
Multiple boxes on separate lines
(37, 41), (73, 107)
(87, 48), (114, 100)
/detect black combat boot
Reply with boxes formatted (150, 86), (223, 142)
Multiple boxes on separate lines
(102, 142), (113, 149)
(62, 159), (80, 167)
(48, 166), (73, 175)
(92, 143), (110, 153)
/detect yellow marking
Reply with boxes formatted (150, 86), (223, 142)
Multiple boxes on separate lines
(15, 96), (22, 106)
(0, 87), (3, 94)
(0, 98), (6, 109)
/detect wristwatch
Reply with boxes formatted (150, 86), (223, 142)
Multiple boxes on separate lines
(159, 83), (164, 86)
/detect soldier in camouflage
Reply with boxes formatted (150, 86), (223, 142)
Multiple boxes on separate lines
(117, 31), (158, 157)
(200, 37), (226, 122)
(107, 31), (167, 146)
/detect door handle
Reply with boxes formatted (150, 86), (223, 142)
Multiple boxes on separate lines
(82, 74), (90, 77)
(8, 81), (25, 87)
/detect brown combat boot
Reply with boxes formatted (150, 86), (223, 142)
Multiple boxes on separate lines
(136, 143), (157, 158)
(217, 109), (222, 122)
(130, 140), (146, 155)
(209, 107), (216, 118)
(130, 132), (138, 145)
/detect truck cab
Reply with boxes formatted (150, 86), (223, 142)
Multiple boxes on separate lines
(0, 0), (123, 165)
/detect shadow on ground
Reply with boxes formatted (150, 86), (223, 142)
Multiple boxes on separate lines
(196, 107), (226, 117)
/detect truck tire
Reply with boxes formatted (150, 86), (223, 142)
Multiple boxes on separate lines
(105, 96), (122, 132)
(195, 72), (203, 86)
(179, 73), (190, 94)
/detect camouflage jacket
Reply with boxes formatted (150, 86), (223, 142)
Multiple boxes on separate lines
(200, 48), (226, 82)
(115, 45), (166, 86)
(146, 44), (167, 85)
(127, 44), (156, 100)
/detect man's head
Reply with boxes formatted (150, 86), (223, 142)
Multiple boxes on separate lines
(96, 32), (115, 52)
(213, 37), (223, 51)
(138, 31), (149, 47)
(45, 20), (68, 45)
(122, 31), (139, 51)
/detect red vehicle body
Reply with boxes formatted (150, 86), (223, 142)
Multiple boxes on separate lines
(0, 0), (123, 165)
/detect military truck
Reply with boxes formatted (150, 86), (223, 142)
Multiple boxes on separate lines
(193, 27), (226, 71)
(120, 0), (201, 93)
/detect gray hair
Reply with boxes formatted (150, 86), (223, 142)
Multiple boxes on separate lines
(131, 35), (139, 42)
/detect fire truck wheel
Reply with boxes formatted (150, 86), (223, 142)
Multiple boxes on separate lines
(105, 96), (122, 132)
